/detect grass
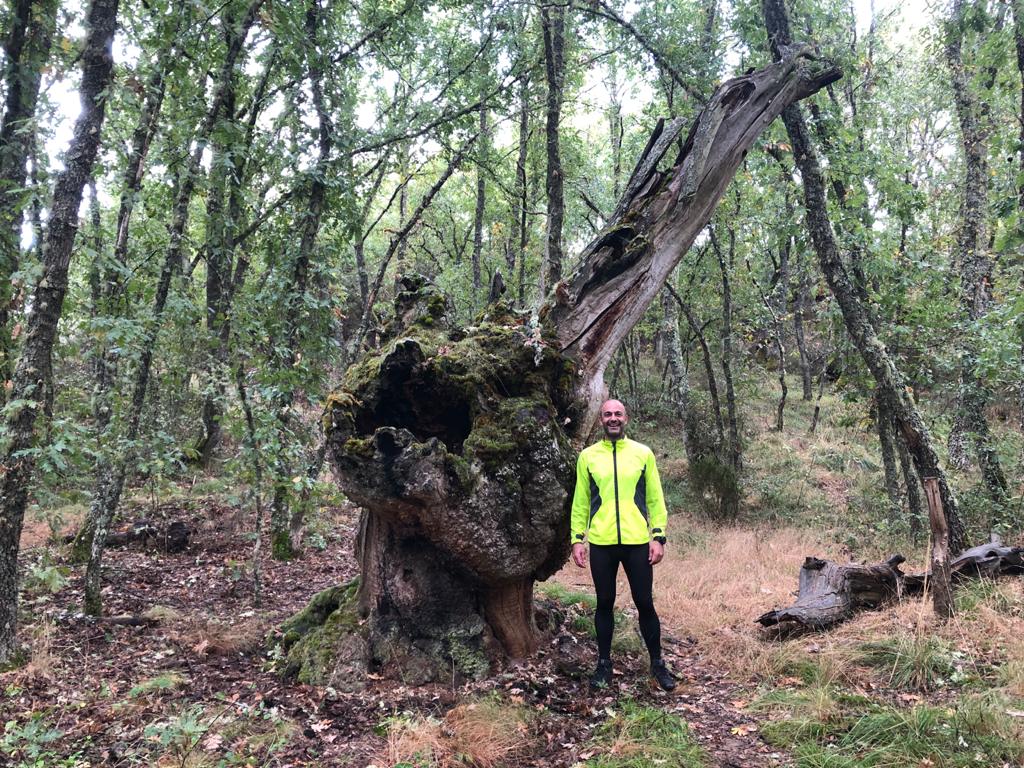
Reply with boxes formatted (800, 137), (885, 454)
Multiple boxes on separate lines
(582, 700), (708, 768)
(380, 696), (532, 768)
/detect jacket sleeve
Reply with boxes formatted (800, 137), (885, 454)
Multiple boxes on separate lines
(570, 452), (590, 544)
(645, 448), (668, 540)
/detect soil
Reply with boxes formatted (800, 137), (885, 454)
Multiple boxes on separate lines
(4, 498), (789, 767)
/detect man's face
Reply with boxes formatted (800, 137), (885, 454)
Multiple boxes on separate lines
(600, 400), (628, 440)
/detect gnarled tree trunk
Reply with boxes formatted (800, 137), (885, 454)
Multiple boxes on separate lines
(288, 52), (839, 686)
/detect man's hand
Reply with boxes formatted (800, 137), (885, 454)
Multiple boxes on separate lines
(649, 540), (664, 565)
(572, 542), (587, 568)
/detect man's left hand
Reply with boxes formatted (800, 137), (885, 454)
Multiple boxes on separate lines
(649, 540), (664, 565)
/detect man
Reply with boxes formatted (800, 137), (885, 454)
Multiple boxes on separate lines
(570, 398), (676, 692)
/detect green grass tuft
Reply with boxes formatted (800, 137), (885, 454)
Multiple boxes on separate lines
(583, 700), (709, 767)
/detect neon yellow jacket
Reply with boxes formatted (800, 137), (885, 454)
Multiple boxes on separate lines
(570, 437), (667, 546)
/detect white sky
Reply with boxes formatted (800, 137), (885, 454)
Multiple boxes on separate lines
(33, 0), (936, 246)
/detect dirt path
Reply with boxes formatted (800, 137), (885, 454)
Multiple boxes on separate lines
(4, 499), (788, 767)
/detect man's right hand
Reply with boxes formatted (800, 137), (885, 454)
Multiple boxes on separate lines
(572, 542), (587, 568)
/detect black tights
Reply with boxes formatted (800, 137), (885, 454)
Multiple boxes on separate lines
(589, 543), (661, 661)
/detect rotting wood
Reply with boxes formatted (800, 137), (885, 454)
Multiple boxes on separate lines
(923, 476), (953, 619)
(758, 540), (1024, 634)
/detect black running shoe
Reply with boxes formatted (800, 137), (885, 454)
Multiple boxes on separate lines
(589, 659), (614, 689)
(651, 659), (676, 691)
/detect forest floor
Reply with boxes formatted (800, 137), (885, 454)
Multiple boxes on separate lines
(3, 498), (786, 767)
(3, 390), (1024, 767)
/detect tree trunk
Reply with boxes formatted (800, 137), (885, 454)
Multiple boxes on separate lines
(471, 103), (488, 304)
(82, 0), (262, 614)
(762, 0), (966, 552)
(661, 286), (698, 463)
(875, 391), (901, 516)
(944, 0), (1007, 501)
(794, 251), (813, 401)
(300, 52), (839, 685)
(540, 0), (566, 292)
(1015, 0), (1024, 433)
(0, 0), (119, 664)
(0, 0), (58, 401)
(269, 1), (332, 560)
(509, 69), (529, 307)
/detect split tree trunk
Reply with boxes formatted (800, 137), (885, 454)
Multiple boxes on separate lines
(305, 51), (839, 685)
(0, 0), (119, 664)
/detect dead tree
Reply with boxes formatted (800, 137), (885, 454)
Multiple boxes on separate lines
(757, 539), (1023, 633)
(282, 51), (839, 686)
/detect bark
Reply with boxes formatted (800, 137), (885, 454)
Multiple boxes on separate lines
(471, 103), (488, 303)
(762, 0), (966, 552)
(0, 0), (58, 399)
(794, 251), (813, 400)
(269, 0), (332, 560)
(660, 286), (698, 463)
(540, 0), (566, 291)
(1016, 0), (1024, 431)
(896, 426), (925, 538)
(83, 0), (263, 615)
(875, 391), (901, 515)
(712, 227), (741, 480)
(757, 555), (907, 631)
(667, 281), (725, 449)
(923, 477), (954, 619)
(299, 51), (840, 685)
(510, 71), (530, 307)
(943, 0), (1008, 501)
(0, 0), (118, 664)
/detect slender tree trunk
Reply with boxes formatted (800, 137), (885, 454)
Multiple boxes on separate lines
(713, 227), (741, 480)
(1015, 0), (1024, 433)
(762, 0), (966, 552)
(661, 285), (698, 463)
(0, 0), (59, 401)
(540, 0), (566, 291)
(83, 0), (263, 613)
(269, 1), (333, 560)
(943, 0), (1007, 503)
(509, 71), (529, 306)
(896, 422), (925, 538)
(794, 250), (813, 400)
(0, 0), (119, 662)
(471, 103), (488, 305)
(875, 391), (902, 515)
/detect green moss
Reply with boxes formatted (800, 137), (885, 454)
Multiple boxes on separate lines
(278, 580), (367, 687)
(446, 635), (490, 680)
(278, 581), (358, 651)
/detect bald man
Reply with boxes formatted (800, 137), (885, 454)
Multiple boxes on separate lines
(570, 399), (676, 691)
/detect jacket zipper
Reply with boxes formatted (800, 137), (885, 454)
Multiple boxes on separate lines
(612, 440), (621, 544)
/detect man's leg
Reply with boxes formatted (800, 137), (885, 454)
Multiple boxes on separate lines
(589, 544), (619, 686)
(622, 544), (675, 691)
(621, 544), (661, 658)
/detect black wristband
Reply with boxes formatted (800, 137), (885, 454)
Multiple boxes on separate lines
(653, 536), (666, 545)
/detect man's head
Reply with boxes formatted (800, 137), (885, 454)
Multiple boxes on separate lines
(600, 399), (628, 440)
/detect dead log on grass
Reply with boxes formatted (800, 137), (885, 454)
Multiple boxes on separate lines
(758, 541), (1024, 633)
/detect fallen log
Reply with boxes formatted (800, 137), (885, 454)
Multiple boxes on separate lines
(757, 540), (1024, 633)
(71, 519), (192, 553)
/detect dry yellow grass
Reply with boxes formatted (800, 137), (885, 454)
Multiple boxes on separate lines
(381, 698), (532, 768)
(552, 520), (1024, 691)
